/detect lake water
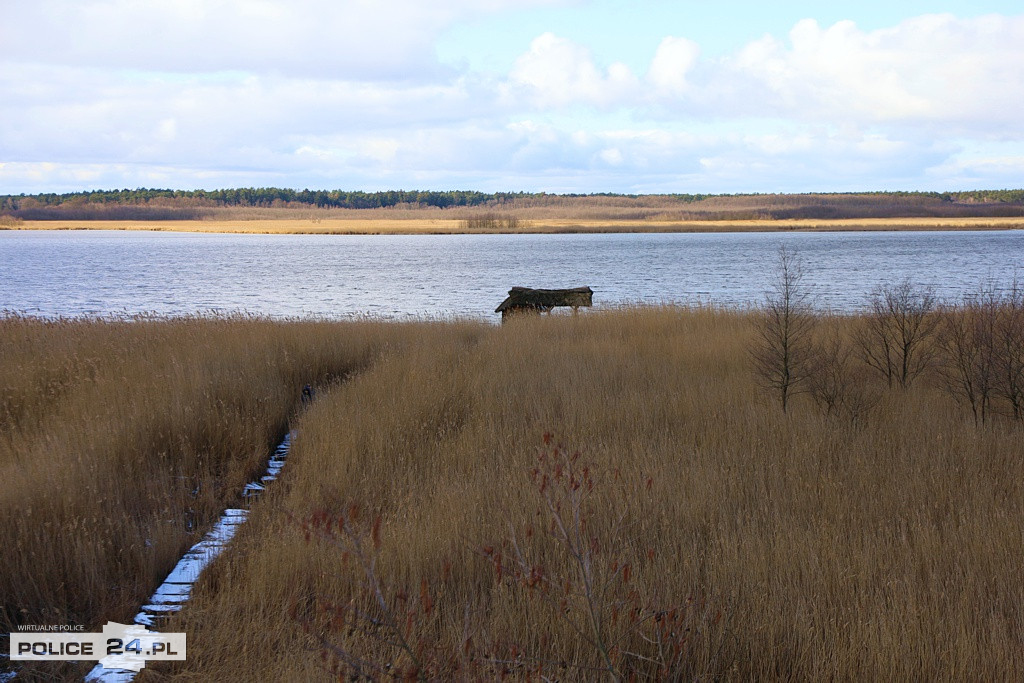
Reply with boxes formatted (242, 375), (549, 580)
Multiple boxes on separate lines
(2, 230), (1023, 320)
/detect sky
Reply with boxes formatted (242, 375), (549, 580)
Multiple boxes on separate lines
(2, 0), (1023, 195)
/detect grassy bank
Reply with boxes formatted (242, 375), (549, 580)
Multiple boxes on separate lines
(3, 308), (1022, 680)
(7, 215), (1024, 235)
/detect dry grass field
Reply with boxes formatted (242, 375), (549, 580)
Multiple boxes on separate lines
(0, 314), (479, 679)
(3, 307), (1022, 680)
(9, 215), (1024, 235)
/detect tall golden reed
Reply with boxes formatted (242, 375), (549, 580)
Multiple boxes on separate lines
(152, 307), (1020, 681)
(0, 314), (477, 679)
(3, 308), (1022, 679)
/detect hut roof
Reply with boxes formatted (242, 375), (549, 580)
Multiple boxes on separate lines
(495, 286), (594, 313)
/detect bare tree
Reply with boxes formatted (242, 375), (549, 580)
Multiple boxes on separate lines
(807, 316), (881, 424)
(936, 287), (999, 424)
(751, 246), (817, 413)
(855, 280), (938, 389)
(995, 280), (1024, 420)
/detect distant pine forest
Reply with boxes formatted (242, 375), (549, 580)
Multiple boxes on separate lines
(3, 188), (1024, 221)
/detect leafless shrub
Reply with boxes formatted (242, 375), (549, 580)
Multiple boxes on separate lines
(461, 212), (521, 230)
(751, 246), (817, 412)
(936, 287), (1000, 424)
(855, 280), (938, 389)
(994, 281), (1024, 420)
(808, 317), (881, 424)
(936, 281), (1024, 424)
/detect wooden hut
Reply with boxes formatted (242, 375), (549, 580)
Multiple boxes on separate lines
(495, 286), (593, 321)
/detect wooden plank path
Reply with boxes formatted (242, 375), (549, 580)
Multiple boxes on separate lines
(84, 432), (294, 682)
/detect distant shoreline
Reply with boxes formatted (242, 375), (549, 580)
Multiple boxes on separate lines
(5, 217), (1024, 235)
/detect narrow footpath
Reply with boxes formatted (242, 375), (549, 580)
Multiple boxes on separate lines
(84, 432), (295, 682)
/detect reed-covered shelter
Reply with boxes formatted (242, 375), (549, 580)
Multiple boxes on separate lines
(495, 286), (593, 321)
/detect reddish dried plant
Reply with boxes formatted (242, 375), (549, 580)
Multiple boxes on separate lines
(478, 433), (724, 680)
(293, 505), (447, 681)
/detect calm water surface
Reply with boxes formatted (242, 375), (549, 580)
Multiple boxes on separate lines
(2, 230), (1023, 319)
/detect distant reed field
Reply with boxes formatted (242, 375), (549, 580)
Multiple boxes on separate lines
(9, 215), (1024, 235)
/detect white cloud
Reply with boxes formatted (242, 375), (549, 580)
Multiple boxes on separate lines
(0, 122), (985, 194)
(2, 5), (1024, 194)
(0, 0), (569, 80)
(501, 14), (1024, 132)
(647, 36), (700, 96)
(502, 32), (701, 108)
(926, 147), (1024, 188)
(0, 64), (496, 171)
(719, 14), (1024, 126)
(504, 33), (639, 107)
(0, 161), (290, 191)
(598, 148), (623, 165)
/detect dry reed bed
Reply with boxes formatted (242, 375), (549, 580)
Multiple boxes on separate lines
(141, 308), (1023, 680)
(11, 215), (1024, 235)
(0, 314), (485, 679)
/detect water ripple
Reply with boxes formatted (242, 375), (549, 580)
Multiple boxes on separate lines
(1, 230), (1023, 319)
